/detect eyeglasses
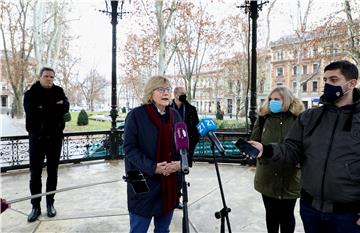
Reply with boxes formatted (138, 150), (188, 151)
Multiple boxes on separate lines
(155, 87), (172, 94)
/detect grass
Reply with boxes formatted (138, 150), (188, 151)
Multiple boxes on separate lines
(64, 111), (247, 132)
(64, 111), (126, 132)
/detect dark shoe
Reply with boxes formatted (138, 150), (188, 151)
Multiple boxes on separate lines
(27, 207), (41, 222)
(47, 204), (56, 217)
(176, 203), (183, 209)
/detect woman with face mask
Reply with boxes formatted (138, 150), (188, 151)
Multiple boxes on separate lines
(250, 86), (305, 233)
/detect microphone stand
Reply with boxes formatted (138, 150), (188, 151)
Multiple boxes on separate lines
(210, 143), (232, 233)
(179, 149), (190, 233)
(181, 166), (190, 233)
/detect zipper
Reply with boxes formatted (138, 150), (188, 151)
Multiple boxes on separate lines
(320, 110), (340, 210)
(280, 115), (285, 199)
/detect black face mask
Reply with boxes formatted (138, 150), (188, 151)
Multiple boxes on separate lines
(323, 82), (351, 102)
(323, 83), (344, 102)
(179, 94), (187, 102)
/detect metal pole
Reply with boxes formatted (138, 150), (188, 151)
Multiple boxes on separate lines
(110, 0), (119, 159)
(249, 0), (258, 132)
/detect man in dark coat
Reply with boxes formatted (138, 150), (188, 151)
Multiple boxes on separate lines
(23, 67), (69, 222)
(171, 86), (200, 167)
(250, 60), (360, 233)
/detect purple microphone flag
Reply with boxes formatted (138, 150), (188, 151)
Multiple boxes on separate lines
(174, 122), (189, 152)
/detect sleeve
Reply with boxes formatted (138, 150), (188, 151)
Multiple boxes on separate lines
(23, 91), (34, 115)
(61, 89), (70, 114)
(123, 111), (157, 176)
(250, 118), (261, 142)
(263, 113), (304, 165)
(190, 106), (200, 143)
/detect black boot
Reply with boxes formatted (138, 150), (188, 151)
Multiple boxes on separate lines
(27, 207), (41, 222)
(47, 204), (56, 217)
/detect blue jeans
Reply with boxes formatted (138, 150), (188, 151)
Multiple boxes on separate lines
(129, 211), (174, 233)
(300, 200), (360, 233)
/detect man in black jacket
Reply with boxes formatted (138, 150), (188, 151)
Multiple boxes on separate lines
(24, 67), (70, 222)
(172, 86), (200, 209)
(172, 86), (200, 167)
(250, 60), (360, 233)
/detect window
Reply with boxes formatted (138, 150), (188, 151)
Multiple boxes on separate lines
(276, 67), (284, 77)
(1, 96), (7, 107)
(293, 66), (298, 76)
(313, 63), (319, 73)
(293, 82), (297, 91)
(303, 65), (308, 75)
(227, 99), (232, 114)
(277, 82), (283, 86)
(276, 51), (284, 60)
(228, 81), (233, 92)
(303, 101), (309, 110)
(312, 81), (318, 92)
(313, 47), (318, 56)
(302, 82), (307, 92)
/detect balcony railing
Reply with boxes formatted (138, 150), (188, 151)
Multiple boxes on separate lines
(1, 130), (250, 172)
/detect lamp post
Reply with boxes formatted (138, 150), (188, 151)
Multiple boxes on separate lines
(240, 0), (268, 132)
(100, 0), (128, 159)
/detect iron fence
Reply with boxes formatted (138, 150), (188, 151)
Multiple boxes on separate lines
(1, 130), (250, 172)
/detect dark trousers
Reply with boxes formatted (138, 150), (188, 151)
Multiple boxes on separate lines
(300, 200), (360, 233)
(29, 135), (62, 207)
(262, 194), (297, 233)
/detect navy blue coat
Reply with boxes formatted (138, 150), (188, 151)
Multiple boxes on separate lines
(124, 105), (181, 217)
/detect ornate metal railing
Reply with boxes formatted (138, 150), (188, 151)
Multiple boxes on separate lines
(1, 130), (250, 172)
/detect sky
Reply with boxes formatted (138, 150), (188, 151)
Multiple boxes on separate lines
(67, 0), (350, 81)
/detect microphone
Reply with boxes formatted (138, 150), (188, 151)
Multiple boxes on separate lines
(174, 122), (190, 174)
(196, 118), (225, 154)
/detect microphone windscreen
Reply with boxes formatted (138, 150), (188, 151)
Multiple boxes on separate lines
(174, 122), (189, 152)
(196, 118), (218, 136)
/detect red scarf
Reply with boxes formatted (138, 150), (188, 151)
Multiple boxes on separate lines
(145, 104), (179, 214)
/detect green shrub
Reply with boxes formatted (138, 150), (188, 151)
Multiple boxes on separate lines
(121, 107), (126, 113)
(77, 109), (89, 126)
(64, 112), (71, 122)
(216, 110), (224, 120)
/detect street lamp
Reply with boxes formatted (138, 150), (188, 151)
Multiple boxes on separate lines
(240, 0), (268, 132)
(100, 0), (128, 159)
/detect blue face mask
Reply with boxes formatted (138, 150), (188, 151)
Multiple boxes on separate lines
(269, 100), (283, 113)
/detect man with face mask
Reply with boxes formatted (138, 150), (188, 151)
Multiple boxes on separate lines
(172, 87), (200, 168)
(249, 60), (360, 233)
(171, 87), (200, 209)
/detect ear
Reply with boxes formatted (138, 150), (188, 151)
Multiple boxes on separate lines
(350, 79), (358, 88)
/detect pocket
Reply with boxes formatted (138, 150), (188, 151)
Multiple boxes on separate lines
(346, 160), (360, 183)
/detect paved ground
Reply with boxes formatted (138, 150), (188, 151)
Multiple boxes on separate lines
(1, 160), (305, 233)
(0, 114), (27, 137)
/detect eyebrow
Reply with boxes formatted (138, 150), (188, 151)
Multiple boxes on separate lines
(324, 75), (340, 79)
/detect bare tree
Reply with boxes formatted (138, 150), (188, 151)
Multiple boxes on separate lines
(292, 0), (314, 97)
(155, 0), (178, 75)
(80, 69), (108, 111)
(56, 35), (80, 105)
(343, 0), (360, 64)
(1, 0), (35, 117)
(174, 1), (217, 101)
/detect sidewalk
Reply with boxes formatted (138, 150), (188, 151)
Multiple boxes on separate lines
(0, 114), (27, 137)
(1, 160), (304, 232)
